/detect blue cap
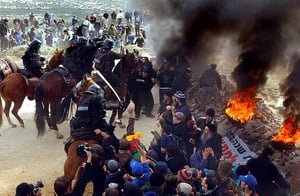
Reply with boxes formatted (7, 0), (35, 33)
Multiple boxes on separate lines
(239, 174), (258, 188)
(130, 160), (143, 176)
(203, 168), (211, 175)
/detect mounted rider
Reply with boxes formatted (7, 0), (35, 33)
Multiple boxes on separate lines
(94, 39), (123, 92)
(22, 39), (45, 78)
(63, 36), (87, 80)
(63, 36), (104, 81)
(70, 81), (121, 144)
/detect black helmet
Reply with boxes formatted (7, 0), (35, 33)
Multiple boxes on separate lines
(103, 39), (113, 50)
(29, 39), (42, 49)
(77, 36), (88, 45)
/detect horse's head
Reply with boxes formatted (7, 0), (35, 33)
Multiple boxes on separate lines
(124, 50), (142, 71)
(46, 49), (64, 72)
(73, 74), (100, 98)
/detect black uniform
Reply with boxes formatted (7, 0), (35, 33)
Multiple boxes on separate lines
(94, 48), (122, 91)
(22, 46), (44, 78)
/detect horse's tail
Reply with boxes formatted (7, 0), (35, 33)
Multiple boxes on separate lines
(55, 90), (75, 124)
(34, 83), (46, 137)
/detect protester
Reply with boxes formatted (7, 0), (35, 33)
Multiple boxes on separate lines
(198, 64), (222, 111)
(239, 174), (259, 196)
(0, 18), (9, 51)
(247, 147), (291, 196)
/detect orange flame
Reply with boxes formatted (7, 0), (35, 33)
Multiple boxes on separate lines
(272, 115), (300, 144)
(225, 88), (258, 123)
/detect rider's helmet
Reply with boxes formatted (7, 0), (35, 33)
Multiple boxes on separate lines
(29, 39), (42, 50)
(103, 39), (114, 50)
(77, 36), (88, 46)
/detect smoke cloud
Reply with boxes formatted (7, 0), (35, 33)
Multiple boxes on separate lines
(281, 55), (300, 122)
(131, 0), (300, 83)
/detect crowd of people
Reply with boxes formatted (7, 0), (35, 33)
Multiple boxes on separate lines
(15, 102), (291, 196)
(2, 8), (292, 196)
(0, 9), (149, 53)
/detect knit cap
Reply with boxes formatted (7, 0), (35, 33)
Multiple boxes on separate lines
(174, 91), (185, 99)
(177, 169), (192, 182)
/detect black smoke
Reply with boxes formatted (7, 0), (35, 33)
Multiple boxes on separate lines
(131, 0), (300, 85)
(281, 55), (300, 122)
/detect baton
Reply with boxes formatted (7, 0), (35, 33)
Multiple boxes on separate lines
(92, 69), (122, 103)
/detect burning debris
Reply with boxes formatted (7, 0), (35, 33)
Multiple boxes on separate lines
(225, 88), (259, 124)
(272, 115), (300, 146)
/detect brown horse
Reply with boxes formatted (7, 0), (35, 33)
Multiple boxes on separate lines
(0, 73), (38, 127)
(34, 44), (100, 139)
(0, 49), (64, 129)
(64, 139), (99, 185)
(45, 48), (64, 72)
(63, 75), (99, 183)
(0, 58), (20, 81)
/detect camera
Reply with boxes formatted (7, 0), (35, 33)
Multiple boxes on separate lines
(77, 142), (92, 158)
(33, 180), (44, 193)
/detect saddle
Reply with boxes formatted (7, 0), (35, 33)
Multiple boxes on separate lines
(52, 66), (75, 84)
(0, 59), (14, 80)
(63, 127), (103, 155)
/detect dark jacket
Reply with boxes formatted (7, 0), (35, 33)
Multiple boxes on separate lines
(199, 68), (222, 90)
(104, 168), (126, 191)
(175, 103), (192, 122)
(247, 155), (291, 196)
(135, 70), (155, 92)
(0, 22), (9, 37)
(157, 69), (175, 88)
(189, 150), (218, 170)
(172, 121), (189, 142)
(62, 163), (105, 196)
(75, 93), (119, 130)
(197, 132), (222, 160)
(94, 49), (121, 73)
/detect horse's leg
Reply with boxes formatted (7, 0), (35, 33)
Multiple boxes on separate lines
(11, 99), (25, 128)
(44, 102), (51, 127)
(64, 143), (85, 188)
(3, 100), (17, 127)
(118, 92), (131, 119)
(49, 101), (64, 139)
(109, 108), (117, 125)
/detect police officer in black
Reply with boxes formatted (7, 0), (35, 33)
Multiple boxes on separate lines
(71, 83), (121, 141)
(63, 36), (87, 81)
(22, 39), (45, 78)
(94, 39), (123, 91)
(64, 36), (103, 81)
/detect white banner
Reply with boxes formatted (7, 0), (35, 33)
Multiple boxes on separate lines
(221, 133), (257, 165)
